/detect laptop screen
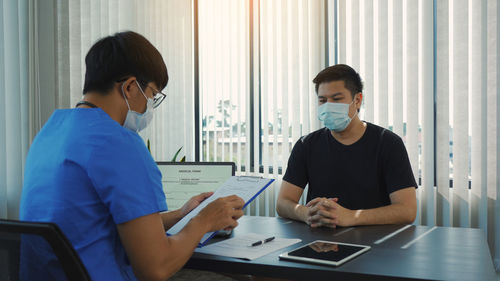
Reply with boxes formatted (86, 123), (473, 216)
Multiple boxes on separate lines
(156, 162), (235, 210)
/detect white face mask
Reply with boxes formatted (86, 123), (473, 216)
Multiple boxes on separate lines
(317, 100), (357, 132)
(122, 81), (154, 133)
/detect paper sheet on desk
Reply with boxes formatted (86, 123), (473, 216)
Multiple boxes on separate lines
(195, 233), (301, 260)
(166, 176), (274, 246)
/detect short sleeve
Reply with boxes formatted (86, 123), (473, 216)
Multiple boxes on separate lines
(381, 135), (418, 194)
(283, 138), (309, 189)
(87, 132), (167, 224)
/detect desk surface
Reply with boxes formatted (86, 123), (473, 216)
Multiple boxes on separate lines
(185, 216), (497, 281)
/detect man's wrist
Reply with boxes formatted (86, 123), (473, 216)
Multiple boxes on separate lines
(298, 204), (310, 223)
(351, 209), (362, 226)
(190, 214), (211, 234)
(171, 209), (184, 222)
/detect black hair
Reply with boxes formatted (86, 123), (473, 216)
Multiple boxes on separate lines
(83, 31), (168, 95)
(312, 64), (363, 97)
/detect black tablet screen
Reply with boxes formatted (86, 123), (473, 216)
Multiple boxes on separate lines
(288, 241), (366, 262)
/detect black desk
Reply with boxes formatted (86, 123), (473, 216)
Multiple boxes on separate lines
(185, 216), (497, 281)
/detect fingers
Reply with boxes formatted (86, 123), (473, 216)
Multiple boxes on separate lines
(213, 195), (245, 212)
(221, 218), (239, 230)
(308, 203), (325, 216)
(306, 198), (341, 229)
(218, 209), (241, 231)
(199, 195), (245, 232)
(307, 200), (338, 214)
(223, 195), (245, 209)
(321, 200), (337, 209)
(201, 192), (214, 198)
(318, 209), (335, 219)
(306, 197), (339, 207)
(310, 221), (337, 228)
(232, 209), (244, 220)
(306, 197), (326, 207)
(308, 214), (335, 225)
(305, 198), (345, 229)
(228, 220), (239, 229)
(308, 207), (334, 219)
(194, 192), (213, 202)
(308, 202), (337, 217)
(307, 210), (339, 228)
(310, 222), (337, 228)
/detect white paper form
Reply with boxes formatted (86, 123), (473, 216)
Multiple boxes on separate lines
(195, 233), (301, 260)
(167, 176), (274, 246)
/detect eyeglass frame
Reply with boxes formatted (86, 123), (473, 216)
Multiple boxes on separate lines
(116, 78), (166, 109)
(146, 85), (166, 109)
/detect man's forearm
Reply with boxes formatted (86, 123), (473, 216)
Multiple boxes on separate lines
(155, 216), (210, 281)
(276, 199), (309, 223)
(160, 209), (183, 230)
(352, 203), (416, 226)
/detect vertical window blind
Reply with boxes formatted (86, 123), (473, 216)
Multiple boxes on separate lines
(26, 0), (499, 264)
(56, 0), (194, 163)
(0, 0), (29, 219)
(198, 0), (326, 216)
(198, 0), (250, 167)
(257, 0), (325, 215)
(335, 0), (428, 224)
(335, 0), (497, 258)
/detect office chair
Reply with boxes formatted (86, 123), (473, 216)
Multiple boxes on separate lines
(0, 219), (92, 281)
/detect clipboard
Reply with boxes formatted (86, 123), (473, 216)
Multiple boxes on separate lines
(166, 176), (274, 247)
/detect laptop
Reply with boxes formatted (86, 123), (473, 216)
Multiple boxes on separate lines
(156, 162), (236, 211)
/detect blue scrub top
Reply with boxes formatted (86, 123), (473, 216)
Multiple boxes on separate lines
(20, 108), (167, 281)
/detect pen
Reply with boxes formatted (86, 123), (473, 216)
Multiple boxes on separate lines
(249, 236), (275, 247)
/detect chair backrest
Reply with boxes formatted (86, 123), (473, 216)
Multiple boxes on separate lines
(0, 219), (92, 281)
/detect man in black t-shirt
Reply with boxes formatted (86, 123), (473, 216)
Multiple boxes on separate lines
(276, 64), (417, 228)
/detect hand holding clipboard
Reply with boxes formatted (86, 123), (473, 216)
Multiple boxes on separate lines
(167, 176), (274, 246)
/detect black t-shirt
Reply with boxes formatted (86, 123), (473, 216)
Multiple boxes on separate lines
(283, 122), (417, 210)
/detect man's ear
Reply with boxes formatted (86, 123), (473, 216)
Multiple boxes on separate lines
(355, 93), (363, 109)
(120, 77), (138, 99)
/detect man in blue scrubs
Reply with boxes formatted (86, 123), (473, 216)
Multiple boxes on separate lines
(20, 31), (244, 281)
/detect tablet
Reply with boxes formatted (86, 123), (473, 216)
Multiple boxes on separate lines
(279, 240), (370, 267)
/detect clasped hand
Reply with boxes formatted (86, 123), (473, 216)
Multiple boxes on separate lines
(305, 197), (355, 228)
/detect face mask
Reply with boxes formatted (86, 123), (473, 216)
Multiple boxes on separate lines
(317, 101), (357, 132)
(122, 81), (154, 133)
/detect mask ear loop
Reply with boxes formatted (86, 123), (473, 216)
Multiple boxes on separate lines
(121, 83), (132, 110)
(135, 80), (149, 101)
(349, 99), (358, 120)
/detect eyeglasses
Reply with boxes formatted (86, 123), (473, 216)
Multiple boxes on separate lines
(117, 78), (167, 109)
(147, 85), (167, 109)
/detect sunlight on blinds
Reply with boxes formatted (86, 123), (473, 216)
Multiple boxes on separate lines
(198, 0), (325, 216)
(0, 0), (29, 218)
(198, 0), (249, 169)
(57, 0), (194, 161)
(335, 0), (495, 228)
(335, 0), (497, 255)
(257, 0), (325, 216)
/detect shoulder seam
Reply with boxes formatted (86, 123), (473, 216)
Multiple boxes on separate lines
(300, 128), (327, 143)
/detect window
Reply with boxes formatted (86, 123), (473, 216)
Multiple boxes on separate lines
(198, 0), (326, 178)
(196, 0), (497, 226)
(55, 0), (499, 230)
